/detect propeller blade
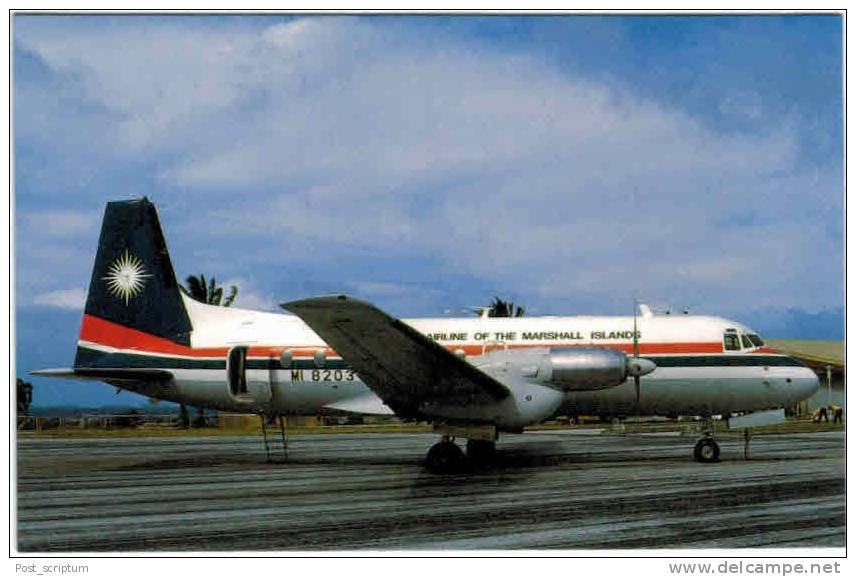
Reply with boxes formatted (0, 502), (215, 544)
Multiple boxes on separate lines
(635, 374), (641, 415)
(633, 300), (641, 423)
(633, 300), (639, 359)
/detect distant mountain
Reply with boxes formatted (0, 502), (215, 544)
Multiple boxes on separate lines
(740, 307), (844, 340)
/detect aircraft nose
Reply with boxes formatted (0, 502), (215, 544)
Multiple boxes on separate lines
(793, 366), (820, 401)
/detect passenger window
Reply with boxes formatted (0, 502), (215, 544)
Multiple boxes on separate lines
(723, 333), (741, 351)
(741, 335), (753, 349)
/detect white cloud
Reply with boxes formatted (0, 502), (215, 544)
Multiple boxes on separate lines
(345, 281), (411, 297)
(14, 17), (841, 315)
(31, 288), (87, 310)
(14, 208), (100, 299)
(221, 277), (277, 312)
(21, 210), (99, 238)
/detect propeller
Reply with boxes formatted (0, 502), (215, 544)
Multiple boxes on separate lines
(633, 303), (641, 423)
(626, 300), (656, 424)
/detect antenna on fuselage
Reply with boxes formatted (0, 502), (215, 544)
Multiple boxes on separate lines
(638, 303), (654, 318)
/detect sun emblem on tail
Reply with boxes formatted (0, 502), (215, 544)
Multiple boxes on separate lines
(102, 249), (153, 305)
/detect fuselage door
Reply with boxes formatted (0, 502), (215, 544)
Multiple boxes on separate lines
(228, 345), (273, 408)
(228, 346), (249, 396)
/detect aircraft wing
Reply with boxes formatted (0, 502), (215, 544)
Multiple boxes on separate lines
(282, 295), (510, 418)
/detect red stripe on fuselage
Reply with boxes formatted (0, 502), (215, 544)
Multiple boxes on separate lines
(79, 314), (336, 358)
(79, 313), (728, 359)
(81, 314), (211, 356)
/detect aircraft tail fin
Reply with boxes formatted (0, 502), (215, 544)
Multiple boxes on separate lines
(75, 198), (192, 367)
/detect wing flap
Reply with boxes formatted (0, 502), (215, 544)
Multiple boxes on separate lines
(282, 295), (509, 418)
(324, 394), (395, 416)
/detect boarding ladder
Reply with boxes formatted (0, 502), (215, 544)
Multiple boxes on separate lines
(257, 363), (288, 463)
(259, 414), (288, 463)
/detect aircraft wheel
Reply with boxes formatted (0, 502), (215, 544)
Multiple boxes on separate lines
(693, 438), (721, 463)
(425, 440), (465, 473)
(466, 439), (496, 464)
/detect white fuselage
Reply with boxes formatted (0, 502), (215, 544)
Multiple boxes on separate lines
(86, 295), (819, 423)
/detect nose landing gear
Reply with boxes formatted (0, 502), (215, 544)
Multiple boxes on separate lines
(693, 436), (721, 463)
(693, 417), (720, 463)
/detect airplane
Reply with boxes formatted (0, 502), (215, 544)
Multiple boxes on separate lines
(33, 198), (820, 472)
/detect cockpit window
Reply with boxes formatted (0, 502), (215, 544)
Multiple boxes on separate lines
(741, 335), (753, 349)
(724, 333), (741, 351)
(748, 334), (764, 347)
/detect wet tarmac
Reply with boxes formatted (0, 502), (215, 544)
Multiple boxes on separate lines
(16, 429), (845, 551)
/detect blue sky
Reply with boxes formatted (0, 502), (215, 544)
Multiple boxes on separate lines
(13, 14), (843, 406)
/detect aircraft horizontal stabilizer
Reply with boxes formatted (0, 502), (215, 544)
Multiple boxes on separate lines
(282, 295), (509, 418)
(31, 367), (174, 384)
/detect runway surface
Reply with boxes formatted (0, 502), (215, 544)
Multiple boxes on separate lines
(16, 429), (845, 551)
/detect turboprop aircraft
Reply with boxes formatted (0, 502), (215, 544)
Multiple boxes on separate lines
(33, 198), (820, 472)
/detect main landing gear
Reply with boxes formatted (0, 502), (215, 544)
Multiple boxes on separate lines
(425, 437), (465, 473)
(693, 417), (720, 463)
(466, 439), (496, 463)
(425, 436), (498, 473)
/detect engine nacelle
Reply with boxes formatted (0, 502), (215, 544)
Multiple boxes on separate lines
(538, 347), (630, 391)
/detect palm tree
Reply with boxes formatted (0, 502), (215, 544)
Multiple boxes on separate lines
(180, 274), (238, 307)
(16, 378), (33, 415)
(487, 297), (525, 318)
(17, 378), (33, 430)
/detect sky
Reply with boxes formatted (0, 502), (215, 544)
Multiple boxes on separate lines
(13, 14), (843, 406)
